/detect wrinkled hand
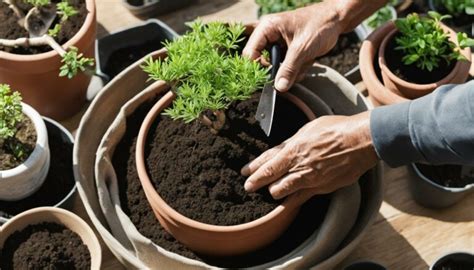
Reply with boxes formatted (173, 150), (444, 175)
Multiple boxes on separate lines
(243, 2), (344, 92)
(242, 111), (378, 199)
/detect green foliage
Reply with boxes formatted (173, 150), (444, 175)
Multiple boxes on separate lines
(56, 0), (78, 21)
(25, 0), (51, 7)
(366, 6), (395, 29)
(255, 0), (320, 15)
(394, 12), (473, 71)
(48, 23), (61, 37)
(59, 46), (95, 79)
(143, 20), (268, 124)
(0, 84), (23, 141)
(436, 0), (474, 16)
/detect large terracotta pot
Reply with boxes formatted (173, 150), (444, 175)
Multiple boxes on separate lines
(0, 207), (102, 270)
(0, 0), (97, 120)
(378, 22), (471, 99)
(360, 23), (409, 106)
(135, 89), (324, 256)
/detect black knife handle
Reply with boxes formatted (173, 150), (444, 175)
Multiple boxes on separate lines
(270, 44), (282, 80)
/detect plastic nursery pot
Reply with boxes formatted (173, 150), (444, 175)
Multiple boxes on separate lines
(0, 0), (96, 120)
(378, 22), (471, 99)
(96, 19), (178, 83)
(428, 0), (474, 37)
(359, 22), (409, 107)
(122, 0), (196, 17)
(407, 163), (474, 208)
(430, 252), (474, 270)
(0, 103), (50, 201)
(135, 91), (319, 256)
(0, 207), (102, 270)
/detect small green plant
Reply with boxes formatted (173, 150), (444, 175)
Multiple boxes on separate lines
(25, 0), (51, 7)
(366, 5), (394, 29)
(143, 20), (268, 133)
(56, 0), (79, 21)
(59, 46), (95, 79)
(48, 23), (61, 37)
(436, 0), (474, 16)
(394, 12), (474, 71)
(255, 0), (320, 15)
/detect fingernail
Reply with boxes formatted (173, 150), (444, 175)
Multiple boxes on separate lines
(275, 78), (290, 92)
(244, 180), (254, 192)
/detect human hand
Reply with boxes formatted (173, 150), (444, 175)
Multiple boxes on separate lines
(242, 111), (378, 199)
(243, 2), (344, 92)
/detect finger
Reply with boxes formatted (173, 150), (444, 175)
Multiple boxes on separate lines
(275, 42), (306, 92)
(244, 149), (292, 192)
(243, 18), (281, 60)
(268, 170), (311, 199)
(296, 62), (313, 82)
(241, 144), (284, 176)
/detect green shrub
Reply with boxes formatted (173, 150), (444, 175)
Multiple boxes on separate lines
(255, 0), (320, 15)
(436, 0), (474, 16)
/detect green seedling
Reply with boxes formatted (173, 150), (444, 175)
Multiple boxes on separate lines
(366, 5), (394, 29)
(143, 20), (268, 133)
(0, 84), (27, 160)
(59, 46), (95, 79)
(255, 0), (320, 15)
(56, 0), (78, 21)
(436, 0), (474, 16)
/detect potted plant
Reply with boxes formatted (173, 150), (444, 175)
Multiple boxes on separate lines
(362, 3), (397, 33)
(0, 0), (96, 120)
(0, 84), (50, 202)
(0, 207), (101, 269)
(378, 12), (473, 99)
(0, 116), (76, 223)
(428, 0), (474, 36)
(134, 21), (324, 256)
(255, 0), (320, 16)
(407, 163), (474, 208)
(430, 252), (474, 270)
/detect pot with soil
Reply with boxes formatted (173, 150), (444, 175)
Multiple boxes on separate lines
(122, 0), (196, 17)
(378, 13), (471, 99)
(428, 0), (474, 37)
(430, 252), (474, 270)
(0, 207), (101, 269)
(0, 85), (50, 202)
(96, 19), (178, 83)
(408, 163), (474, 208)
(0, 0), (96, 120)
(0, 116), (76, 223)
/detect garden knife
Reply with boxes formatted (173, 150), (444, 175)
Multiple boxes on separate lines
(256, 44), (282, 136)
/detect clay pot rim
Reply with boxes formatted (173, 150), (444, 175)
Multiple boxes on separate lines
(0, 206), (102, 270)
(135, 87), (316, 233)
(378, 21), (471, 90)
(0, 103), (48, 176)
(0, 0), (96, 62)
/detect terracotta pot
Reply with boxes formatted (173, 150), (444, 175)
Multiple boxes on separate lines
(360, 23), (409, 106)
(0, 0), (97, 120)
(0, 103), (50, 201)
(378, 22), (471, 99)
(0, 207), (102, 269)
(135, 90), (320, 256)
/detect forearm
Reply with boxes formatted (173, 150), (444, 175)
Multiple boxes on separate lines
(371, 81), (474, 167)
(333, 0), (389, 33)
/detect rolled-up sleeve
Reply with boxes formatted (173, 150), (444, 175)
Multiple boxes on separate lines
(370, 81), (474, 167)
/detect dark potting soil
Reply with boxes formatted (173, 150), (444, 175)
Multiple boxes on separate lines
(104, 40), (167, 78)
(0, 0), (87, 55)
(0, 222), (91, 270)
(384, 33), (456, 84)
(114, 96), (330, 267)
(416, 164), (474, 188)
(317, 31), (361, 75)
(433, 258), (474, 270)
(145, 94), (308, 225)
(0, 120), (75, 219)
(0, 116), (36, 170)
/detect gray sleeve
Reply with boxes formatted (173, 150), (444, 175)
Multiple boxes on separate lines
(370, 81), (474, 167)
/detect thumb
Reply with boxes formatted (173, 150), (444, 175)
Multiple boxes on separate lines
(274, 43), (305, 92)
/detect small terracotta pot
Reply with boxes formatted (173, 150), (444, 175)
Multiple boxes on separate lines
(0, 207), (102, 269)
(360, 23), (409, 106)
(0, 0), (97, 120)
(135, 90), (318, 256)
(378, 22), (471, 99)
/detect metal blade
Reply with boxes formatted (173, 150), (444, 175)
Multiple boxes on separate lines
(255, 82), (276, 136)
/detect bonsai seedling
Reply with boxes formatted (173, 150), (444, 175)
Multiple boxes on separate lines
(0, 84), (30, 164)
(0, 0), (94, 78)
(143, 20), (268, 133)
(394, 12), (474, 71)
(255, 0), (320, 15)
(436, 0), (474, 16)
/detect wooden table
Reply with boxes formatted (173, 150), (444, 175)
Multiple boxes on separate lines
(68, 1), (474, 269)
